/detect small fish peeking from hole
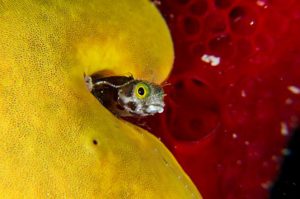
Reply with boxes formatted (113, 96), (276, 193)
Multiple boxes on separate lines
(85, 74), (165, 117)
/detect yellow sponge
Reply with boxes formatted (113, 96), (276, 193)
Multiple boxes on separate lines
(0, 0), (201, 198)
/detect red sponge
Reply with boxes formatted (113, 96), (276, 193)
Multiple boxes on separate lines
(143, 0), (300, 198)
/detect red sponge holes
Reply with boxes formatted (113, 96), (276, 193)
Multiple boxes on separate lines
(147, 0), (300, 198)
(164, 76), (220, 141)
(161, 0), (297, 71)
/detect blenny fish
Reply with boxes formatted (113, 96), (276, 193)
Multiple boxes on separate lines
(85, 74), (165, 117)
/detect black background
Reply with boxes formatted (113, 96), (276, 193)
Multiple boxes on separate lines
(270, 127), (300, 199)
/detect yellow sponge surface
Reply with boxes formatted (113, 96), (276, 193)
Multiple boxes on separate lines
(0, 0), (201, 198)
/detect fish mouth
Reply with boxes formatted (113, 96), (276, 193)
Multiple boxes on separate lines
(145, 104), (164, 114)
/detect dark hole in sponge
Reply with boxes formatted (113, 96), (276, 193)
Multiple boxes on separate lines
(192, 78), (205, 87)
(93, 139), (98, 145)
(183, 16), (200, 35)
(167, 78), (220, 141)
(174, 80), (184, 90)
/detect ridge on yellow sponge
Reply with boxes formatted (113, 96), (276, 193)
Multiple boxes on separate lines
(0, 0), (202, 198)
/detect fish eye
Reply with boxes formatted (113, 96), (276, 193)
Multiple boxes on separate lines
(134, 82), (150, 99)
(138, 87), (145, 95)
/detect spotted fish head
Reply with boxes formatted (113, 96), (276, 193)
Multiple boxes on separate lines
(117, 80), (165, 116)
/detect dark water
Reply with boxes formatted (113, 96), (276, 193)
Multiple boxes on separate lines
(271, 127), (300, 199)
